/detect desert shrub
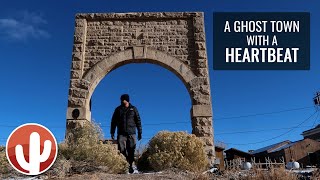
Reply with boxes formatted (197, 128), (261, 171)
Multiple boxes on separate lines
(0, 146), (10, 175)
(137, 131), (209, 172)
(0, 146), (20, 178)
(53, 122), (128, 175)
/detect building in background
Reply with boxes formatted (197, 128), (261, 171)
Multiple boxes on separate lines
(225, 148), (253, 162)
(302, 124), (320, 142)
(251, 138), (320, 167)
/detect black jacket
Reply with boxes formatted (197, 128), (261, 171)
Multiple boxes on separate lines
(110, 103), (142, 136)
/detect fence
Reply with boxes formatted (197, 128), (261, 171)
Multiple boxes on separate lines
(251, 157), (285, 169)
(224, 157), (285, 170)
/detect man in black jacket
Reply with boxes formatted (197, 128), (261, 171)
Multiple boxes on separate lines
(110, 94), (142, 173)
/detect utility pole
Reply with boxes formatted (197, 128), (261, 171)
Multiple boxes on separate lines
(314, 92), (320, 106)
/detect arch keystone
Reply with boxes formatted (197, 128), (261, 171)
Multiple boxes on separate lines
(132, 46), (146, 59)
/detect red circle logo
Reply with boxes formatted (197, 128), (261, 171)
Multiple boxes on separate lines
(6, 123), (58, 175)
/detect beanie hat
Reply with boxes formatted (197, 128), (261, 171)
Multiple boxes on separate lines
(120, 94), (130, 102)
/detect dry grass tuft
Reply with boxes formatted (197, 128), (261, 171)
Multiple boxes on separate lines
(192, 173), (211, 180)
(137, 131), (209, 173)
(248, 167), (298, 180)
(220, 167), (300, 180)
(312, 169), (320, 179)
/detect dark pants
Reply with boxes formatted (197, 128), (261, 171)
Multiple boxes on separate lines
(117, 134), (136, 166)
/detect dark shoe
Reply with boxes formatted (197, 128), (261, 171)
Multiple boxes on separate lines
(129, 166), (134, 174)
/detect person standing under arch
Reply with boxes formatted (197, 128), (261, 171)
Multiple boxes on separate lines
(110, 94), (142, 173)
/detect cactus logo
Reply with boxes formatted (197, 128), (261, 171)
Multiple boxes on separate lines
(6, 123), (58, 175)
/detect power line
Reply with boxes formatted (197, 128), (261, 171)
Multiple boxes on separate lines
(214, 106), (314, 121)
(0, 106), (313, 129)
(220, 110), (319, 146)
(3, 110), (316, 145)
(0, 105), (313, 129)
(215, 125), (314, 135)
(312, 110), (320, 127)
(0, 125), (315, 141)
(0, 125), (66, 128)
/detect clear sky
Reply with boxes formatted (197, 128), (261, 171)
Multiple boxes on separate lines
(0, 0), (319, 152)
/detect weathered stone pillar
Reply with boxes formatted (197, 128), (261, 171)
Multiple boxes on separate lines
(191, 105), (214, 164)
(66, 18), (91, 141)
(189, 14), (215, 165)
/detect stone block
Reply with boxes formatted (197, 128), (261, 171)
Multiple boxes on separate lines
(200, 85), (210, 95)
(169, 58), (182, 72)
(178, 19), (187, 25)
(74, 35), (85, 43)
(73, 44), (83, 52)
(101, 21), (113, 26)
(66, 107), (91, 120)
(68, 97), (86, 107)
(176, 38), (188, 45)
(194, 33), (205, 41)
(70, 88), (89, 98)
(197, 59), (207, 68)
(83, 71), (97, 83)
(70, 70), (81, 79)
(175, 49), (188, 55)
(197, 68), (209, 77)
(133, 46), (146, 59)
(72, 52), (83, 61)
(196, 50), (207, 59)
(78, 79), (91, 90)
(192, 117), (212, 126)
(195, 42), (205, 50)
(70, 79), (80, 88)
(110, 36), (123, 42)
(192, 105), (212, 117)
(72, 61), (82, 70)
(199, 136), (214, 146)
(182, 70), (196, 84)
(75, 19), (86, 27)
(87, 39), (104, 46)
(193, 17), (204, 26)
(88, 49), (105, 56)
(189, 77), (208, 87)
(193, 126), (213, 136)
(97, 60), (113, 74)
(204, 146), (215, 157)
(194, 26), (204, 33)
(74, 27), (86, 36)
(114, 21), (123, 26)
(193, 94), (211, 105)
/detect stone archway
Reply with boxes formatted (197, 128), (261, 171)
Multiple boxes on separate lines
(66, 12), (215, 164)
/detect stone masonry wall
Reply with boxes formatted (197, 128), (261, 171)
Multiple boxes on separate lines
(84, 19), (195, 72)
(67, 12), (215, 164)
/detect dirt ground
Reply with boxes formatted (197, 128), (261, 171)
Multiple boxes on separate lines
(56, 172), (201, 180)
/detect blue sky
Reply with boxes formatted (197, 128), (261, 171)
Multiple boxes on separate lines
(0, 0), (319, 152)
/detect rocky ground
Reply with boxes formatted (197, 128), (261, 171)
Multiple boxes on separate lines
(2, 168), (320, 180)
(2, 170), (210, 180)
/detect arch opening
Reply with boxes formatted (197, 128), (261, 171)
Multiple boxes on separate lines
(66, 47), (215, 164)
(91, 63), (193, 144)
